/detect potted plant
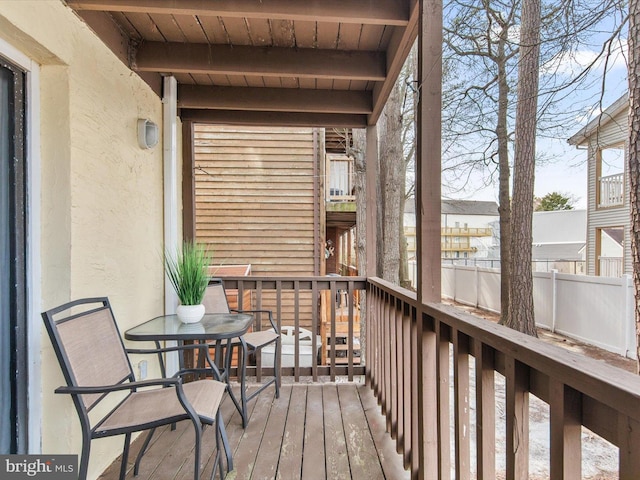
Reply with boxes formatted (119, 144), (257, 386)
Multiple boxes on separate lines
(164, 241), (211, 323)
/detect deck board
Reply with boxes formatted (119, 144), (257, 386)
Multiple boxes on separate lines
(338, 384), (385, 480)
(276, 386), (306, 480)
(300, 385), (326, 480)
(98, 382), (409, 480)
(252, 385), (292, 479)
(322, 385), (351, 479)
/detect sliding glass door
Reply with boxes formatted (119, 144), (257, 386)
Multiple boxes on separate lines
(0, 56), (27, 454)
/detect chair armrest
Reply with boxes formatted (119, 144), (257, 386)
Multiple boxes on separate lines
(174, 367), (223, 382)
(55, 378), (180, 395)
(232, 308), (278, 333)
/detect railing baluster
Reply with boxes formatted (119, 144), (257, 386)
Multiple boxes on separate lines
(618, 415), (640, 478)
(550, 379), (581, 479)
(311, 280), (318, 382)
(505, 358), (529, 480)
(383, 292), (391, 423)
(411, 308), (419, 476)
(454, 330), (471, 480)
(389, 298), (399, 436)
(437, 320), (451, 480)
(403, 306), (412, 468)
(374, 286), (382, 398)
(421, 312), (439, 480)
(474, 340), (496, 480)
(294, 279), (300, 382)
(366, 284), (375, 390)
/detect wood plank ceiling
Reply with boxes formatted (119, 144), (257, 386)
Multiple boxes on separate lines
(66, 0), (419, 127)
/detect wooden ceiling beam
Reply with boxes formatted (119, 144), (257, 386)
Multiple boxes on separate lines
(66, 0), (410, 26)
(180, 109), (367, 128)
(370, 0), (419, 125)
(178, 85), (372, 114)
(134, 43), (386, 81)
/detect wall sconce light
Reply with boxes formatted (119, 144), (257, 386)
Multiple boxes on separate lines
(137, 118), (159, 149)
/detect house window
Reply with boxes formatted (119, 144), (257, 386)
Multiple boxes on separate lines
(596, 146), (625, 208)
(0, 57), (27, 454)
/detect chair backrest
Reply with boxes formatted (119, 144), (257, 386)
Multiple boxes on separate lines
(42, 298), (134, 411)
(202, 278), (231, 314)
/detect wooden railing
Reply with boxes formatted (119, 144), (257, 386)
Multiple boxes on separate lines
(221, 276), (365, 382)
(599, 173), (624, 208)
(599, 256), (624, 277)
(367, 276), (640, 479)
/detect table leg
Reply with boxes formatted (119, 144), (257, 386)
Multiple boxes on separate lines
(222, 338), (249, 428)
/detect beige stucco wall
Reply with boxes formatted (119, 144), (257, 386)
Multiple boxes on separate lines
(0, 2), (169, 478)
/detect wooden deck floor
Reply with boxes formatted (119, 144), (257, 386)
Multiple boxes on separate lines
(98, 382), (409, 480)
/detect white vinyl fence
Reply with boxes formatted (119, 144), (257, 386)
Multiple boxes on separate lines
(442, 264), (636, 359)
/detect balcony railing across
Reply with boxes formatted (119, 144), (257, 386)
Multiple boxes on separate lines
(599, 173), (624, 208)
(221, 276), (365, 382)
(367, 277), (640, 479)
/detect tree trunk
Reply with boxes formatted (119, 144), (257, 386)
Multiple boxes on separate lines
(399, 194), (411, 289)
(352, 129), (367, 276)
(497, 31), (512, 325)
(505, 0), (541, 336)
(378, 81), (404, 284)
(628, 0), (640, 371)
(351, 128), (367, 363)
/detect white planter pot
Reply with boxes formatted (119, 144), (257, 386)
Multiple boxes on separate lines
(176, 304), (205, 324)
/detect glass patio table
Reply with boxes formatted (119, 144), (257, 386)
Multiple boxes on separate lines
(124, 313), (253, 427)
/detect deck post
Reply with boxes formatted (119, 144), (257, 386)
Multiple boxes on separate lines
(416, 1), (443, 305)
(163, 75), (179, 314)
(416, 0), (443, 477)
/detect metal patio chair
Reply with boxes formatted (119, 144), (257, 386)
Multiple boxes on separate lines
(42, 297), (232, 480)
(203, 278), (280, 427)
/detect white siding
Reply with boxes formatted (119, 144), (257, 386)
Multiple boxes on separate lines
(585, 106), (630, 276)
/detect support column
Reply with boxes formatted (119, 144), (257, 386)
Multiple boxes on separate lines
(163, 75), (179, 314)
(416, 1), (443, 479)
(416, 0), (442, 304)
(365, 124), (378, 277)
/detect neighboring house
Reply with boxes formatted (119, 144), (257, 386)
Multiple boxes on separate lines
(192, 125), (354, 279)
(191, 125), (358, 360)
(404, 199), (500, 260)
(441, 199), (499, 258)
(568, 94), (630, 276)
(532, 209), (587, 273)
(193, 125), (322, 277)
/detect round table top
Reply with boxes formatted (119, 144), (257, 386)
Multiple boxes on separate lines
(124, 312), (253, 342)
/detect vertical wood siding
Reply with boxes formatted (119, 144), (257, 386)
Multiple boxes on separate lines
(194, 125), (318, 327)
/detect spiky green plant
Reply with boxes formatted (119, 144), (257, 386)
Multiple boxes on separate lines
(164, 241), (211, 305)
